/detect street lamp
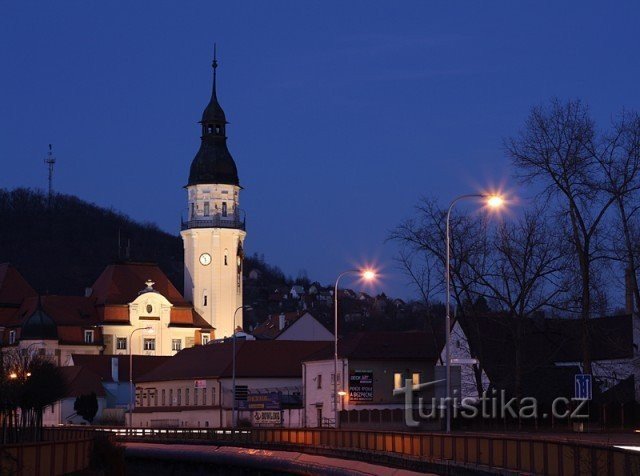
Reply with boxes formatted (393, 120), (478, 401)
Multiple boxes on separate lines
(232, 305), (251, 429)
(128, 326), (153, 429)
(445, 193), (504, 433)
(334, 268), (377, 429)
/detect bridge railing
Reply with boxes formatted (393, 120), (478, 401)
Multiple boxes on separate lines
(95, 426), (640, 475)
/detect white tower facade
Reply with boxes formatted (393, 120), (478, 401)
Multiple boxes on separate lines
(180, 54), (246, 339)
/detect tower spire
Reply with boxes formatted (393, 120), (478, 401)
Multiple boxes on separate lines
(212, 43), (218, 99)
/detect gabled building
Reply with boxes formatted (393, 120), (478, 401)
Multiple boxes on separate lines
(252, 311), (333, 341)
(0, 262), (213, 362)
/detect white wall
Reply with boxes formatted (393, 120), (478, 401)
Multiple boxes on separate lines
(277, 313), (334, 341)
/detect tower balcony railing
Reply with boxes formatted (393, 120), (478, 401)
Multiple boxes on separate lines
(181, 210), (246, 231)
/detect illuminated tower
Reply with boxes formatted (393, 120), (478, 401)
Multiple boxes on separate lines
(180, 50), (245, 338)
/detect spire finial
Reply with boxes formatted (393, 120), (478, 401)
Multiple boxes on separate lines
(212, 43), (218, 99)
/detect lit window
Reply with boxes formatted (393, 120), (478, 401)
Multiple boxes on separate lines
(116, 337), (127, 350)
(144, 338), (156, 351)
(84, 330), (94, 344)
(172, 339), (182, 352)
(394, 372), (403, 390)
(8, 330), (16, 345)
(412, 373), (420, 386)
(201, 334), (210, 345)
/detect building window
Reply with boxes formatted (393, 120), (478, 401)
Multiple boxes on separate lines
(162, 389), (166, 406)
(194, 388), (199, 406)
(172, 339), (182, 352)
(412, 373), (420, 387)
(169, 389), (173, 406)
(203, 388), (207, 405)
(203, 293), (208, 307)
(317, 374), (322, 389)
(204, 202), (210, 217)
(84, 330), (94, 344)
(211, 388), (216, 406)
(146, 304), (153, 314)
(8, 330), (16, 345)
(222, 202), (227, 217)
(185, 388), (190, 405)
(190, 203), (195, 219)
(224, 250), (228, 266)
(177, 389), (182, 405)
(201, 334), (210, 345)
(116, 337), (127, 350)
(144, 338), (156, 351)
(394, 372), (403, 390)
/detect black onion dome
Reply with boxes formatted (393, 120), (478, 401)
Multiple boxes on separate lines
(201, 94), (227, 124)
(188, 139), (239, 186)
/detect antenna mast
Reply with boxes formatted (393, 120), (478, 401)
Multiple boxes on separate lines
(44, 144), (56, 206)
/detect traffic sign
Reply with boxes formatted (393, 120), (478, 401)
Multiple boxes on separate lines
(574, 374), (592, 400)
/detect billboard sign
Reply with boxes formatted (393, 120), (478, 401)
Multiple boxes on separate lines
(251, 410), (282, 427)
(349, 370), (374, 402)
(238, 392), (281, 410)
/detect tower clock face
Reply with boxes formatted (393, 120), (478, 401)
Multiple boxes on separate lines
(199, 253), (212, 266)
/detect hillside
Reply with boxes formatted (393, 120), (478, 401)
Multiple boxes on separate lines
(0, 188), (184, 295)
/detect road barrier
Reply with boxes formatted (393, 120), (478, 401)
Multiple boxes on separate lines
(0, 429), (95, 476)
(101, 427), (640, 475)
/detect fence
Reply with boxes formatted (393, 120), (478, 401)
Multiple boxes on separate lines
(104, 427), (640, 475)
(0, 429), (95, 476)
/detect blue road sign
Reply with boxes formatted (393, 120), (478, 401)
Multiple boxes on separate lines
(574, 374), (592, 400)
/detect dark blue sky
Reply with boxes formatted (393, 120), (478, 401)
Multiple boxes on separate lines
(2, 2), (639, 299)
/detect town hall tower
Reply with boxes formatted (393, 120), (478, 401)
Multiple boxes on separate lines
(180, 52), (246, 338)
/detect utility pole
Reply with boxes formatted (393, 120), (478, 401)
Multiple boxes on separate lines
(44, 144), (56, 206)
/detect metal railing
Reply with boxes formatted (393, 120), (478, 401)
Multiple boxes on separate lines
(181, 211), (245, 231)
(93, 427), (640, 475)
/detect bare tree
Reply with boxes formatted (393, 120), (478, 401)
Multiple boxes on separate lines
(505, 99), (617, 373)
(465, 210), (567, 399)
(597, 111), (640, 312)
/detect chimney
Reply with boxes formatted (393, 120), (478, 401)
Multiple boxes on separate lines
(111, 357), (119, 382)
(278, 313), (286, 331)
(625, 268), (634, 314)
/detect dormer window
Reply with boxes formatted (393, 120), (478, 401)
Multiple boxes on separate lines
(9, 330), (16, 345)
(84, 330), (94, 344)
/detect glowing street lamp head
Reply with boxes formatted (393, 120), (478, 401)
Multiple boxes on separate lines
(361, 269), (376, 281)
(486, 195), (504, 209)
(9, 372), (17, 379)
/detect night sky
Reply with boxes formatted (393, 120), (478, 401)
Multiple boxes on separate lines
(2, 2), (639, 299)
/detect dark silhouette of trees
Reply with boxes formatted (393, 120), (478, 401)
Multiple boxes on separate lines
(74, 393), (99, 424)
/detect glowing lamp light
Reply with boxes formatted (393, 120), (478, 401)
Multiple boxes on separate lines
(338, 391), (347, 396)
(26, 372), (32, 377)
(361, 269), (376, 281)
(486, 195), (504, 208)
(9, 372), (18, 379)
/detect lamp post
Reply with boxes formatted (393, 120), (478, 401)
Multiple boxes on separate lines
(334, 268), (376, 429)
(129, 326), (152, 429)
(445, 194), (503, 433)
(231, 305), (251, 429)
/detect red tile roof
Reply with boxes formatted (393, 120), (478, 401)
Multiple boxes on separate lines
(137, 340), (331, 383)
(58, 365), (106, 397)
(306, 330), (444, 362)
(16, 295), (100, 326)
(90, 263), (188, 306)
(0, 263), (37, 305)
(71, 354), (170, 383)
